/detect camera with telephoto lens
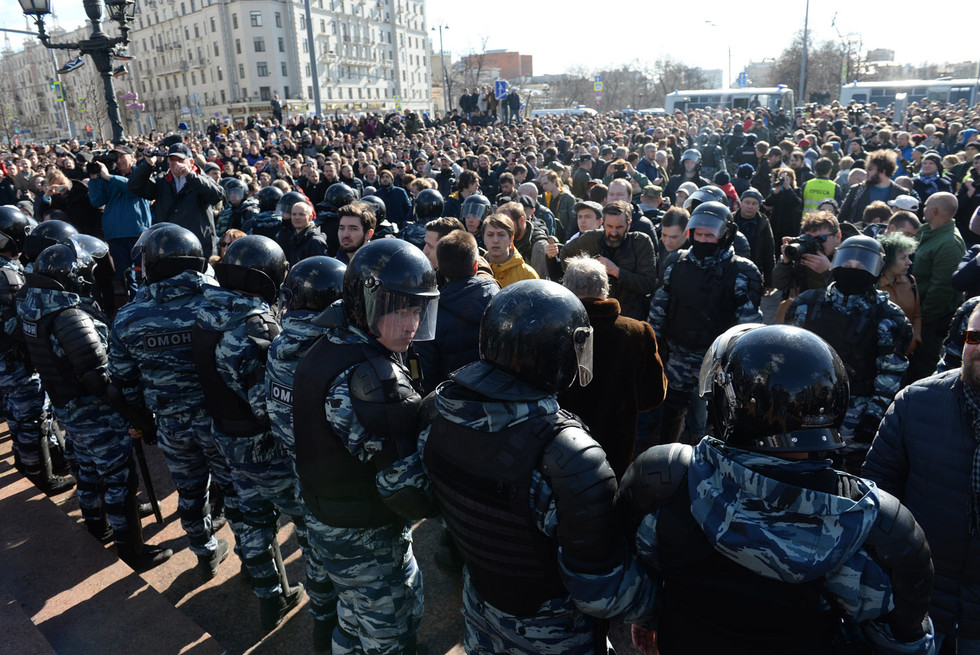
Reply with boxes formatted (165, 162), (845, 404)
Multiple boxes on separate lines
(84, 150), (118, 176)
(784, 233), (823, 264)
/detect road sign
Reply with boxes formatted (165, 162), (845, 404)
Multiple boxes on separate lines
(79, 97), (87, 113)
(594, 82), (603, 92)
(736, 72), (747, 87)
(594, 75), (602, 82)
(495, 80), (508, 100)
(53, 81), (64, 102)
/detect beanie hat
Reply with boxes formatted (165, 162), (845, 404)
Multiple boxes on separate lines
(736, 163), (755, 179)
(740, 187), (764, 204)
(923, 152), (943, 170)
(713, 170), (731, 186)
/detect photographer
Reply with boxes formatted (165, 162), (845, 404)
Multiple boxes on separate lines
(88, 145), (152, 299)
(762, 166), (803, 244)
(772, 210), (843, 304)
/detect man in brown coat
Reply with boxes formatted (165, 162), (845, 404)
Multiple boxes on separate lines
(557, 255), (666, 478)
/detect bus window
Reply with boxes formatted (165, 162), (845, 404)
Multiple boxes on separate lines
(733, 97), (748, 108)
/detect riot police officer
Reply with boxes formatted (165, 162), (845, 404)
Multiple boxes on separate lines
(360, 195), (397, 240)
(265, 255), (346, 651)
(191, 234), (305, 631)
(420, 280), (654, 654)
(21, 239), (172, 570)
(785, 235), (913, 474)
(109, 224), (235, 577)
(618, 324), (936, 655)
(0, 207), (73, 494)
(648, 201), (763, 444)
(243, 186), (285, 240)
(215, 177), (259, 236)
(293, 238), (438, 654)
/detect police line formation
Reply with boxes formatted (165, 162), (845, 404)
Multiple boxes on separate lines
(10, 99), (980, 654)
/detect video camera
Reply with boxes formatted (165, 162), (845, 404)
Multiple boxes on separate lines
(83, 150), (119, 176)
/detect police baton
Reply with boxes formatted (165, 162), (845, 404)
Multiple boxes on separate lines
(133, 438), (164, 524)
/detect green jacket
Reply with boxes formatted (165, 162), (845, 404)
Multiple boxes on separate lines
(915, 220), (966, 323)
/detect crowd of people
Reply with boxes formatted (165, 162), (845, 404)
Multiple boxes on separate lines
(3, 94), (980, 654)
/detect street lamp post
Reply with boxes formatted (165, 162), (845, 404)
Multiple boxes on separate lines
(431, 23), (450, 114)
(18, 0), (136, 142)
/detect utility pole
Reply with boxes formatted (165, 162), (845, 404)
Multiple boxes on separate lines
(799, 0), (810, 105)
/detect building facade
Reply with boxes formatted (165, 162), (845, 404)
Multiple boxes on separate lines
(0, 0), (434, 141)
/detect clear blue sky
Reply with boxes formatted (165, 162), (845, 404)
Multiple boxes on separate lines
(2, 0), (976, 81)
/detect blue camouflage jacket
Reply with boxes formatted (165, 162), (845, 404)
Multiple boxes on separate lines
(266, 309), (327, 452)
(109, 270), (217, 414)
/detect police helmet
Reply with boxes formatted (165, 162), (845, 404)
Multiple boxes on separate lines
(684, 185), (728, 211)
(255, 186), (283, 213)
(480, 279), (594, 394)
(130, 223), (172, 263)
(142, 224), (206, 284)
(33, 240), (96, 295)
(214, 234), (287, 304)
(680, 149), (701, 164)
(318, 183), (359, 216)
(277, 190), (310, 219)
(342, 239), (439, 344)
(415, 189), (444, 222)
(832, 235), (885, 277)
(0, 205), (32, 254)
(360, 195), (387, 224)
(698, 324), (848, 453)
(279, 256), (346, 316)
(461, 194), (491, 223)
(687, 201), (733, 242)
(23, 219), (78, 263)
(222, 177), (248, 205)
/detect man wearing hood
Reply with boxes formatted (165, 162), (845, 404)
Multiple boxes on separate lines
(785, 236), (913, 474)
(618, 324), (935, 655)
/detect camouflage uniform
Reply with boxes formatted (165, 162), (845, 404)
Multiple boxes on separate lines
(936, 295), (980, 373)
(301, 325), (424, 655)
(414, 365), (656, 654)
(0, 255), (48, 476)
(242, 209), (284, 240)
(787, 286), (913, 468)
(109, 270), (234, 558)
(619, 437), (935, 655)
(18, 286), (134, 532)
(265, 309), (336, 624)
(195, 285), (307, 601)
(215, 197), (260, 237)
(648, 246), (763, 394)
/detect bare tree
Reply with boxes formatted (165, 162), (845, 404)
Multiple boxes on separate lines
(461, 36), (491, 91)
(548, 68), (592, 108)
(650, 57), (709, 105)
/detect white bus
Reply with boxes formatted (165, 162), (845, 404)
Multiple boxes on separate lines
(530, 106), (598, 118)
(663, 86), (795, 113)
(838, 79), (980, 107)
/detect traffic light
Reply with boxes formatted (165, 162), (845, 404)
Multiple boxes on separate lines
(52, 81), (64, 102)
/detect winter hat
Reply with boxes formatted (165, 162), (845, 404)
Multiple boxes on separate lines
(923, 152), (944, 170)
(713, 170), (731, 186)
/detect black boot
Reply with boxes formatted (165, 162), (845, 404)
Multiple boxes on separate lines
(85, 515), (114, 544)
(196, 538), (230, 580)
(259, 583), (304, 631)
(24, 466), (75, 495)
(115, 493), (172, 571)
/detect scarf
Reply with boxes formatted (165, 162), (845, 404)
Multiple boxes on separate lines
(959, 381), (980, 534)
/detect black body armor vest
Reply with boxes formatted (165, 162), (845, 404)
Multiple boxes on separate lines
(664, 253), (739, 350)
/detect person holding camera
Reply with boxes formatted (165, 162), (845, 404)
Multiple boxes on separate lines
(88, 145), (152, 300)
(762, 166), (803, 245)
(772, 211), (843, 308)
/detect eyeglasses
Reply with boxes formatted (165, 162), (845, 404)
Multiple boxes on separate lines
(965, 330), (980, 345)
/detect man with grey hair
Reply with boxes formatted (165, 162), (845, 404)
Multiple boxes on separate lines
(557, 255), (666, 478)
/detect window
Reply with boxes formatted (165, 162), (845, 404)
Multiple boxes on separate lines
(191, 72), (196, 85)
(281, 62), (288, 76)
(308, 86), (314, 98)
(214, 42), (219, 56)
(184, 27), (189, 40)
(210, 16), (216, 32)
(235, 39), (241, 54)
(220, 90), (226, 103)
(194, 24), (199, 38)
(320, 19), (326, 32)
(278, 37), (285, 53)
(260, 87), (271, 101)
(232, 13), (238, 29)
(197, 46), (203, 60)
(216, 65), (223, 81)
(299, 15), (305, 29)
(250, 11), (262, 27)
(275, 12), (282, 28)
(302, 40), (308, 54)
(257, 62), (269, 77)
(239, 64), (245, 78)
(254, 38), (265, 53)
(180, 2), (186, 15)
(305, 64), (310, 76)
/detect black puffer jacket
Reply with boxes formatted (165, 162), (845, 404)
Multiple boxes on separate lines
(863, 369), (980, 638)
(414, 275), (498, 394)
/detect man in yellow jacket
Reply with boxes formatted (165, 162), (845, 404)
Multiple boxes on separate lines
(483, 214), (539, 288)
